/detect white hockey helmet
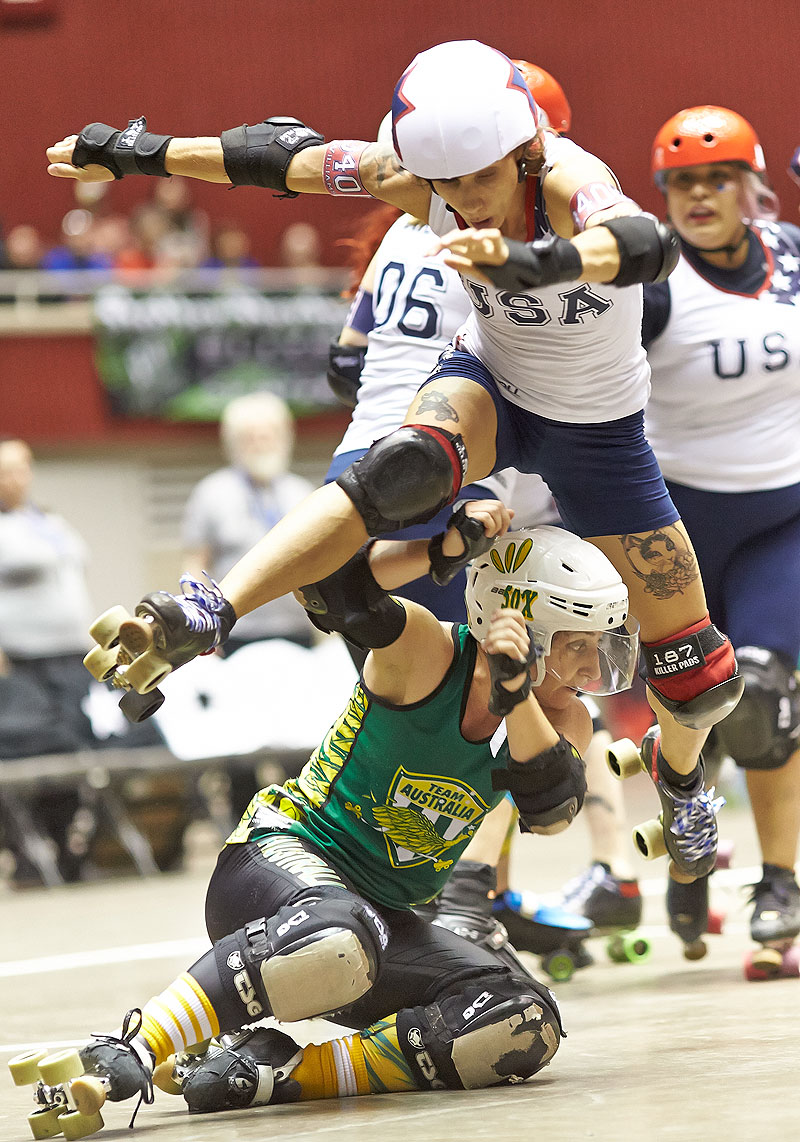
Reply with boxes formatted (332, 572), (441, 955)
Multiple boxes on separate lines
(391, 40), (540, 180)
(465, 526), (640, 695)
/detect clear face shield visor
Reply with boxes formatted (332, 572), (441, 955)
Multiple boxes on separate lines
(544, 618), (641, 697)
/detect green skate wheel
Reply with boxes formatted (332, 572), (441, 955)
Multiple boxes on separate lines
(58, 1109), (104, 1141)
(88, 606), (131, 651)
(606, 738), (642, 780)
(27, 1106), (65, 1140)
(541, 950), (576, 982)
(82, 645), (120, 683)
(607, 932), (652, 964)
(38, 1048), (84, 1086)
(9, 1049), (49, 1085)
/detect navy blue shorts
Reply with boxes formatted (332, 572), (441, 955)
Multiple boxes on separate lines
(665, 480), (800, 664)
(326, 449), (500, 621)
(426, 347), (678, 537)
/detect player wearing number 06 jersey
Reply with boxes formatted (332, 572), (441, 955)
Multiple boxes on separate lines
(327, 211), (559, 621)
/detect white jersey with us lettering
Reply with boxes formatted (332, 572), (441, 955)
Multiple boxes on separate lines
(426, 134), (652, 424)
(644, 222), (800, 492)
(333, 214), (558, 526)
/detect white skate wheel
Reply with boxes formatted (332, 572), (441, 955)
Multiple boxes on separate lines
(38, 1048), (84, 1086)
(606, 738), (642, 780)
(124, 653), (171, 694)
(8, 1049), (49, 1086)
(82, 645), (120, 683)
(88, 606), (132, 651)
(633, 818), (667, 860)
(70, 1076), (106, 1116)
(28, 1106), (66, 1140)
(58, 1108), (104, 1140)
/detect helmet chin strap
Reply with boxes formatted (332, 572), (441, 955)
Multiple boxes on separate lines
(681, 222), (749, 262)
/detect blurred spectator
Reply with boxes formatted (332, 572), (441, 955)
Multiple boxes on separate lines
(0, 438), (98, 880)
(278, 220), (328, 287)
(181, 393), (316, 650)
(1, 223), (44, 269)
(153, 175), (209, 254)
(114, 201), (173, 270)
(203, 220), (259, 270)
(41, 208), (112, 270)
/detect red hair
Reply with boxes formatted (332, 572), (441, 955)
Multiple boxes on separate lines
(336, 203), (402, 298)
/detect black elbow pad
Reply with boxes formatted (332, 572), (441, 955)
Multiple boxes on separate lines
(603, 215), (679, 287)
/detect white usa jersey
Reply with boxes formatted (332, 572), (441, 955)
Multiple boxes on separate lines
(335, 215), (471, 454)
(427, 134), (651, 424)
(644, 222), (800, 492)
(334, 215), (557, 524)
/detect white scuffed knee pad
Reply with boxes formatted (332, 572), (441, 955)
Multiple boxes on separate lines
(260, 927), (373, 1022)
(450, 997), (561, 1089)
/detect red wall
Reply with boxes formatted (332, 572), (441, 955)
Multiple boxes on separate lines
(3, 0), (799, 444)
(4, 0), (800, 263)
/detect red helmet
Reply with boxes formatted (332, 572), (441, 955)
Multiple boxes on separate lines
(652, 106), (766, 187)
(512, 60), (571, 134)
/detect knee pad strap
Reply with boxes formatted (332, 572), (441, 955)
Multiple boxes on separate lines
(236, 892), (388, 1023)
(643, 617), (743, 729)
(336, 425), (468, 535)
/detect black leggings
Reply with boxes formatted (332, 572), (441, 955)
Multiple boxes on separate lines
(204, 834), (530, 1029)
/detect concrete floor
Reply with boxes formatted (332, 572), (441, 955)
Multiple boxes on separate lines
(1, 768), (797, 1142)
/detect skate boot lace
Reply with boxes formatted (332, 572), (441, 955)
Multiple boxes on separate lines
(560, 865), (605, 910)
(87, 1007), (154, 1128)
(177, 573), (228, 640)
(747, 871), (800, 915)
(668, 786), (726, 863)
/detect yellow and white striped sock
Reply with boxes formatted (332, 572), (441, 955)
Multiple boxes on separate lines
(139, 972), (220, 1065)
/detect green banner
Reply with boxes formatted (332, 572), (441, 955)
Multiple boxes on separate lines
(93, 284), (349, 420)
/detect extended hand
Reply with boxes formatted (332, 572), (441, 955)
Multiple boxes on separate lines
(46, 134), (115, 182)
(427, 227), (510, 282)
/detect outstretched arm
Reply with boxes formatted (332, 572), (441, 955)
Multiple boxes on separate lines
(46, 120), (431, 217)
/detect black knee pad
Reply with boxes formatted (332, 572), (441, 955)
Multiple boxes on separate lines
(336, 425), (468, 535)
(396, 973), (563, 1090)
(216, 890), (388, 1024)
(714, 647), (800, 770)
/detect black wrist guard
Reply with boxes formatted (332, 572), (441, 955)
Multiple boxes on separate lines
(602, 215), (679, 286)
(492, 735), (586, 833)
(483, 235), (583, 293)
(299, 542), (407, 652)
(427, 503), (495, 587)
(220, 116), (324, 197)
(486, 624), (543, 716)
(72, 118), (173, 179)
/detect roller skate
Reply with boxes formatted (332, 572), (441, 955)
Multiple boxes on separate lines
(743, 865), (800, 981)
(423, 861), (534, 977)
(152, 1026), (303, 1112)
(494, 891), (595, 981)
(83, 574), (235, 723)
(665, 840), (732, 960)
(558, 863), (651, 966)
(8, 1009), (154, 1139)
(607, 727), (725, 882)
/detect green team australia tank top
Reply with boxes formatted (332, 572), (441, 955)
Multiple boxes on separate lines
(226, 623), (508, 909)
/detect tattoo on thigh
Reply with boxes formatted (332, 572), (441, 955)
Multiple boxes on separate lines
(619, 527), (698, 599)
(416, 389), (459, 423)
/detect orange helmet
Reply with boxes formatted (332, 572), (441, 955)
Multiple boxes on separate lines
(652, 106), (766, 188)
(512, 60), (571, 134)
